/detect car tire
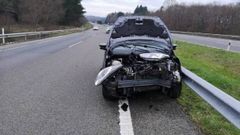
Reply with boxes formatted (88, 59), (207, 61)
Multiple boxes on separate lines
(167, 82), (182, 98)
(102, 85), (117, 101)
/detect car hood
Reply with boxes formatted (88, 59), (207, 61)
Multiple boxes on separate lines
(111, 16), (168, 39)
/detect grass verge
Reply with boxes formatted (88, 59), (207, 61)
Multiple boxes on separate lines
(49, 23), (93, 37)
(175, 41), (240, 135)
(1, 24), (90, 33)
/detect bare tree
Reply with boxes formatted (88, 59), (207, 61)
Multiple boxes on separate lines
(42, 0), (64, 24)
(19, 0), (64, 27)
(152, 3), (240, 35)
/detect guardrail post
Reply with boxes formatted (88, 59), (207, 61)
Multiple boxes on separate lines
(25, 35), (27, 41)
(2, 28), (5, 44)
(227, 41), (231, 51)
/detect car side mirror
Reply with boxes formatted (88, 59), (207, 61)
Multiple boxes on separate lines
(99, 43), (107, 50)
(173, 44), (177, 50)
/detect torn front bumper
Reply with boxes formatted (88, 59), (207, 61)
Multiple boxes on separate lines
(117, 79), (172, 89)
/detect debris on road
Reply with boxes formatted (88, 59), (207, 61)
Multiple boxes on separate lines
(121, 103), (129, 112)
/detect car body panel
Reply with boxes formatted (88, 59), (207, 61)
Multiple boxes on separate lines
(95, 64), (123, 86)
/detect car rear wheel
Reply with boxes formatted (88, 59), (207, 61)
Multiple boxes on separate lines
(167, 82), (182, 98)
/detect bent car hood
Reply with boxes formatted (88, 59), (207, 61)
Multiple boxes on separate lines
(111, 16), (167, 39)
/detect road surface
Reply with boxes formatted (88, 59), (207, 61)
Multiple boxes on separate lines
(0, 26), (201, 135)
(173, 33), (240, 52)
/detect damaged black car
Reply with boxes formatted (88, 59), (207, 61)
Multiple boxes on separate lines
(95, 16), (182, 100)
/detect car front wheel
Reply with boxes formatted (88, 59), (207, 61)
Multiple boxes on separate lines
(167, 82), (182, 98)
(102, 84), (118, 101)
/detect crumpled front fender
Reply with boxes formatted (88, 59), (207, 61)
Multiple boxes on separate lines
(95, 64), (123, 86)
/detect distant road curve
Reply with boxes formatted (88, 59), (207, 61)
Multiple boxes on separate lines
(172, 33), (240, 52)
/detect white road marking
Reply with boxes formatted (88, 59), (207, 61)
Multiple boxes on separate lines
(118, 99), (134, 135)
(2, 40), (82, 52)
(176, 39), (235, 51)
(7, 45), (30, 51)
(3, 37), (65, 51)
(1, 34), (77, 51)
(68, 41), (82, 48)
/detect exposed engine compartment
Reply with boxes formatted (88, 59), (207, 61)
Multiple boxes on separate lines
(107, 52), (181, 88)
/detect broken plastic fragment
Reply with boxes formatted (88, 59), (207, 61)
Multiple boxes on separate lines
(121, 103), (128, 112)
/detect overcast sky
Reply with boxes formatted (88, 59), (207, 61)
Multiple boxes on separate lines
(82, 0), (240, 17)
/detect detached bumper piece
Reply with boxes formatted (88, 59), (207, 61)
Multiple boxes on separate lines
(118, 79), (171, 88)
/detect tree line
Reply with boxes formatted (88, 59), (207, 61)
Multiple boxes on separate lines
(105, 12), (125, 24)
(0, 0), (86, 28)
(153, 3), (240, 35)
(105, 5), (148, 24)
(105, 3), (240, 35)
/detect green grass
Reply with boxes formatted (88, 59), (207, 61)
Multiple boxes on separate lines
(175, 41), (240, 135)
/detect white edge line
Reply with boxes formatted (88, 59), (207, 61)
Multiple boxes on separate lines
(174, 39), (240, 53)
(118, 99), (134, 135)
(2, 40), (82, 51)
(1, 34), (78, 51)
(68, 41), (82, 48)
(7, 45), (29, 51)
(2, 36), (66, 51)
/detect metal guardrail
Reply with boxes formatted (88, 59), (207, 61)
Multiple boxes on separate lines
(182, 67), (240, 129)
(172, 31), (240, 40)
(0, 28), (84, 44)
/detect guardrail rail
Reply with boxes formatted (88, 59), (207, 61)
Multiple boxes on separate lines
(172, 31), (240, 40)
(0, 28), (85, 44)
(182, 67), (240, 129)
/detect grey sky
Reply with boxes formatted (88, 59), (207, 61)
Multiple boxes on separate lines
(82, 0), (240, 17)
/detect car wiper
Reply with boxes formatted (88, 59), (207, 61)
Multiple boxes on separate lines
(115, 41), (135, 47)
(136, 43), (169, 51)
(139, 45), (170, 54)
(133, 46), (149, 53)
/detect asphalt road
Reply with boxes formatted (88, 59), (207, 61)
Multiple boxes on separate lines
(0, 26), (201, 135)
(173, 33), (240, 52)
